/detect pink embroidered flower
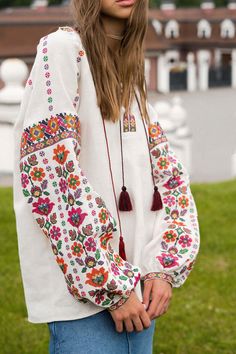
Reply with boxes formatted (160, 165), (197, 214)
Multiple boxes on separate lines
(85, 256), (96, 268)
(59, 178), (68, 194)
(68, 207), (87, 228)
(95, 292), (105, 305)
(179, 235), (192, 248)
(168, 246), (178, 255)
(32, 197), (54, 216)
(84, 237), (96, 252)
(31, 186), (42, 198)
(157, 253), (179, 268)
(164, 176), (184, 190)
(50, 226), (61, 241)
(163, 195), (175, 207)
(21, 173), (29, 188)
(111, 263), (120, 275)
(123, 269), (134, 278)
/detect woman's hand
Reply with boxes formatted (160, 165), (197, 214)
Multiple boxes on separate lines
(109, 291), (151, 333)
(143, 279), (172, 320)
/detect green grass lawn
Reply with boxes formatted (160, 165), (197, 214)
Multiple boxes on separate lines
(0, 180), (236, 354)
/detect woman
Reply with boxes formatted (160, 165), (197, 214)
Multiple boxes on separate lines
(13, 0), (200, 353)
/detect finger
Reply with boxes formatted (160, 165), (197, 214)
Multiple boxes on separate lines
(159, 299), (170, 316)
(132, 316), (144, 332)
(142, 280), (152, 310)
(124, 318), (134, 332)
(140, 309), (152, 329)
(115, 319), (124, 333)
(155, 296), (170, 318)
(147, 286), (161, 319)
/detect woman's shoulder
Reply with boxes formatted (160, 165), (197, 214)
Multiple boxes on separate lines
(37, 26), (83, 53)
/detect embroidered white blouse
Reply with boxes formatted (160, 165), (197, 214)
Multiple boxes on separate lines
(13, 26), (200, 323)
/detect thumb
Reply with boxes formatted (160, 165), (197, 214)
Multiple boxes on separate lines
(142, 281), (152, 310)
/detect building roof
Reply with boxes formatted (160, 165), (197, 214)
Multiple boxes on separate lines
(1, 6), (236, 58)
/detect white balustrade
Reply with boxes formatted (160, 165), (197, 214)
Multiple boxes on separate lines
(0, 58), (28, 175)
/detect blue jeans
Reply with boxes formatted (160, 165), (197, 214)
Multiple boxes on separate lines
(47, 309), (156, 354)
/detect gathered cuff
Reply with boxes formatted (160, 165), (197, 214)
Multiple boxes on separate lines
(141, 272), (174, 287)
(108, 290), (133, 312)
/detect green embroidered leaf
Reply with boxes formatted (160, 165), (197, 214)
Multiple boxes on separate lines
(81, 267), (87, 273)
(95, 250), (100, 260)
(119, 276), (128, 281)
(43, 191), (50, 196)
(102, 299), (110, 306)
(165, 207), (170, 214)
(76, 201), (83, 206)
(62, 195), (67, 203)
(57, 240), (62, 250)
(179, 249), (188, 254)
(23, 189), (30, 197)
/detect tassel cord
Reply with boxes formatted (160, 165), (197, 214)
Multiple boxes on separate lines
(102, 117), (127, 260)
(134, 91), (163, 211)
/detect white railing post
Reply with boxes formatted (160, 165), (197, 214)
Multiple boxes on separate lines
(197, 50), (210, 91)
(187, 52), (197, 92)
(0, 58), (28, 175)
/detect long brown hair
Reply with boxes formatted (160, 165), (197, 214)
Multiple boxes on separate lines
(70, 0), (150, 123)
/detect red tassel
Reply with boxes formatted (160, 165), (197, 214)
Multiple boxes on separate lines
(151, 186), (163, 211)
(119, 235), (127, 261)
(119, 186), (133, 211)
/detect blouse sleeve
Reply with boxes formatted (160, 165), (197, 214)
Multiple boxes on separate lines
(140, 103), (200, 287)
(19, 29), (141, 311)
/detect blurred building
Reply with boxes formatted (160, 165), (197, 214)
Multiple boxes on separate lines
(1, 0), (236, 92)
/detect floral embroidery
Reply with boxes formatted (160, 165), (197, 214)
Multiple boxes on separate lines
(142, 272), (173, 285)
(146, 120), (199, 286)
(20, 112), (141, 309)
(20, 113), (81, 159)
(85, 267), (109, 288)
(123, 113), (136, 132)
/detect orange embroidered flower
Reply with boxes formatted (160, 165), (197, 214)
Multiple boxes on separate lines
(98, 208), (109, 224)
(71, 241), (84, 257)
(29, 125), (44, 141)
(114, 254), (124, 267)
(68, 174), (80, 189)
(100, 231), (113, 250)
(178, 196), (189, 209)
(157, 157), (170, 170)
(56, 257), (68, 274)
(79, 50), (85, 56)
(65, 114), (76, 129)
(30, 167), (45, 181)
(85, 267), (108, 288)
(163, 230), (177, 243)
(47, 117), (59, 134)
(21, 132), (28, 148)
(148, 124), (162, 138)
(53, 144), (70, 165)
